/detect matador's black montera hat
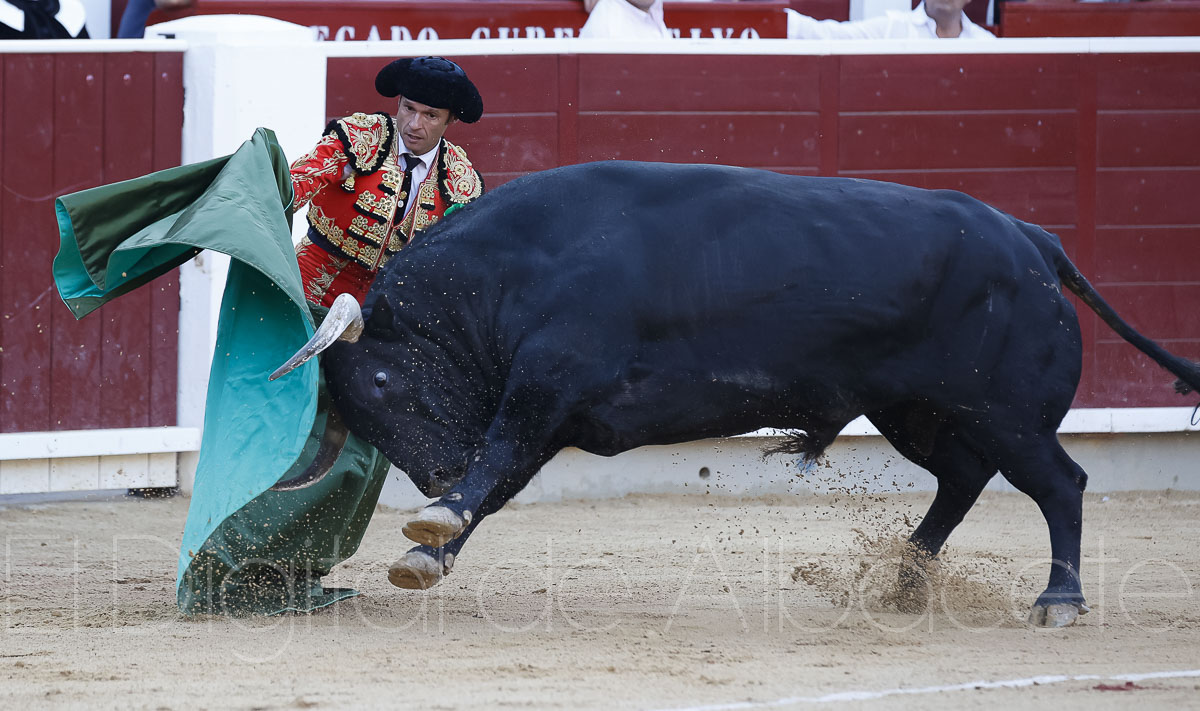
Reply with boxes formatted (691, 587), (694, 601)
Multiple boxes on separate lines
(375, 56), (484, 124)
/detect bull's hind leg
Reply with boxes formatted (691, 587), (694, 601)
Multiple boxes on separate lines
(868, 404), (997, 612)
(986, 431), (1089, 627)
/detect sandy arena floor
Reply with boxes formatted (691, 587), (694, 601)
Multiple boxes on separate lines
(2, 487), (1199, 709)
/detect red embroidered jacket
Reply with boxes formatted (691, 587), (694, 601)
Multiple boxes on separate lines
(290, 112), (484, 271)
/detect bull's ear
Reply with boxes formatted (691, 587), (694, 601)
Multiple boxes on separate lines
(364, 294), (399, 338)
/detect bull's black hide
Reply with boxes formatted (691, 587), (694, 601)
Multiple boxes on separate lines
(311, 161), (1200, 626)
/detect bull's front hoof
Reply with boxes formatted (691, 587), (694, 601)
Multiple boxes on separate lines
(1027, 601), (1090, 628)
(402, 506), (469, 548)
(388, 550), (454, 590)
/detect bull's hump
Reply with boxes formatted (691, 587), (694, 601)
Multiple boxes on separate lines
(409, 161), (992, 294)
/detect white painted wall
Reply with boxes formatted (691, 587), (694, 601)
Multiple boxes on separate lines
(848, 0), (911, 22)
(79, 0), (110, 39)
(144, 15), (327, 493)
(376, 410), (1200, 510)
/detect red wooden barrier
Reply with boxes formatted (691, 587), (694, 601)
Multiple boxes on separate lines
(149, 0), (792, 40)
(0, 52), (183, 434)
(329, 51), (1200, 409)
(141, 0), (998, 39)
(5, 48), (1192, 432)
(1002, 1), (1200, 38)
(142, 0), (1008, 40)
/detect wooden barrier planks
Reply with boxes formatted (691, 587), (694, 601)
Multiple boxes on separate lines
(1, 54), (57, 434)
(0, 52), (183, 434)
(322, 51), (1200, 409)
(1091, 54), (1200, 407)
(50, 54), (106, 432)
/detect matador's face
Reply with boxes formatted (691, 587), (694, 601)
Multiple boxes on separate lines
(396, 96), (455, 156)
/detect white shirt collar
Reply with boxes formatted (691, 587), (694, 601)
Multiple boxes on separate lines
(401, 139), (441, 170)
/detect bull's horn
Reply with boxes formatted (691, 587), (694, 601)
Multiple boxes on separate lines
(269, 292), (364, 381)
(269, 408), (349, 491)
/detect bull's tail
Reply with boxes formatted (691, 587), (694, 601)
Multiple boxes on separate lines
(1046, 236), (1200, 396)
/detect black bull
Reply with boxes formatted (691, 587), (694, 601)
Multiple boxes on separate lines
(273, 161), (1200, 627)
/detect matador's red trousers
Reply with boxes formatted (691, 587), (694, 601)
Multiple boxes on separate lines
(295, 236), (376, 307)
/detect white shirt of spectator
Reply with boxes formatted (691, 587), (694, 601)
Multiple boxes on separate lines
(0, 0), (87, 35)
(0, 1), (21, 30)
(785, 2), (995, 39)
(580, 0), (672, 40)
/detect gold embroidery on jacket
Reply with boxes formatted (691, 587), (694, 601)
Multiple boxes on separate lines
(378, 175), (445, 262)
(304, 132), (481, 271)
(441, 141), (482, 203)
(349, 214), (391, 247)
(348, 214), (371, 241)
(290, 134), (346, 211)
(295, 235), (313, 253)
(308, 254), (349, 305)
(353, 190), (397, 223)
(381, 161), (402, 193)
(298, 237), (351, 305)
(353, 145), (404, 230)
(413, 179), (440, 233)
(340, 113), (391, 173)
(308, 205), (346, 244)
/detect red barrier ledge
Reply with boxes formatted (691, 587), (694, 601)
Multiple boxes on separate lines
(143, 0), (800, 41)
(1003, 0), (1200, 38)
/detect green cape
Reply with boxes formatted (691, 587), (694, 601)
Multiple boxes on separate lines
(53, 128), (390, 614)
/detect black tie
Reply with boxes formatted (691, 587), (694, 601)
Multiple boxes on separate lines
(399, 153), (422, 212)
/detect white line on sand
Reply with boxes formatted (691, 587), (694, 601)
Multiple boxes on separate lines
(646, 669), (1200, 711)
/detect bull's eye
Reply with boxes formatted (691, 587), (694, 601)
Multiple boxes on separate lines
(373, 371), (389, 388)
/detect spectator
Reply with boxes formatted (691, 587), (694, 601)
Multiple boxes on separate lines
(580, 0), (672, 39)
(116, 0), (193, 39)
(786, 0), (995, 39)
(0, 0), (88, 38)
